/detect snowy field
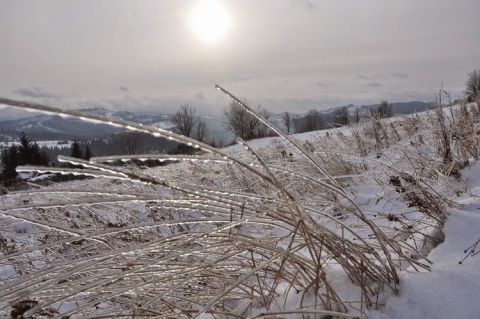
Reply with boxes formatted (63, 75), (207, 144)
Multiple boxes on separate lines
(0, 140), (73, 149)
(0, 99), (479, 318)
(368, 163), (480, 319)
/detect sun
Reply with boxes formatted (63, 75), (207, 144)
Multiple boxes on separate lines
(189, 0), (232, 43)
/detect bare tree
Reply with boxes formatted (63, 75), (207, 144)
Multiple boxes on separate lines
(172, 105), (199, 138)
(375, 100), (393, 119)
(223, 100), (259, 140)
(223, 100), (274, 140)
(304, 109), (324, 132)
(332, 106), (350, 126)
(116, 131), (144, 155)
(282, 112), (291, 133)
(465, 69), (480, 102)
(194, 119), (208, 143)
(352, 106), (361, 124)
(292, 115), (303, 133)
(256, 106), (273, 138)
(292, 109), (324, 133)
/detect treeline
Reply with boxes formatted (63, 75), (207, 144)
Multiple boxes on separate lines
(169, 100), (395, 145)
(281, 100), (394, 134)
(222, 101), (276, 140)
(43, 132), (180, 164)
(0, 129), (96, 144)
(1, 133), (50, 186)
(0, 131), (182, 186)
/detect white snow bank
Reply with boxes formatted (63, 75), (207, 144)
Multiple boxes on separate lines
(369, 162), (480, 319)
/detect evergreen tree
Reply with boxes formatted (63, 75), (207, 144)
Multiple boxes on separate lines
(30, 143), (48, 166)
(83, 145), (93, 161)
(18, 132), (33, 165)
(39, 149), (50, 166)
(31, 143), (41, 164)
(31, 143), (49, 166)
(17, 133), (50, 166)
(70, 141), (83, 159)
(0, 133), (50, 185)
(1, 145), (20, 184)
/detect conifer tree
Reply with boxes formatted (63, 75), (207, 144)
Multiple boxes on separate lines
(83, 145), (93, 161)
(18, 133), (50, 166)
(0, 133), (50, 185)
(18, 132), (33, 165)
(30, 143), (49, 166)
(1, 144), (20, 184)
(70, 141), (83, 159)
(39, 147), (50, 166)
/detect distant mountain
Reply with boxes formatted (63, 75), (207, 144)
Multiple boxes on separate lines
(0, 114), (123, 139)
(76, 107), (172, 126)
(321, 101), (433, 117)
(0, 107), (43, 121)
(390, 101), (434, 114)
(0, 107), (176, 140)
(0, 105), (241, 144)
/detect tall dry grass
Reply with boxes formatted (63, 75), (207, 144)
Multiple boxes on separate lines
(1, 88), (477, 318)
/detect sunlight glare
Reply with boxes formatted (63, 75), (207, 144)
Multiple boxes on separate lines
(189, 0), (232, 43)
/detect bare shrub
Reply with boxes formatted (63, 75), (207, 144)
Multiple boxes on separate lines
(362, 116), (389, 156)
(402, 114), (423, 137)
(433, 88), (453, 164)
(451, 101), (480, 160)
(465, 69), (480, 102)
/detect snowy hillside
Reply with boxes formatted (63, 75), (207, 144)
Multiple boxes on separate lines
(0, 96), (479, 318)
(0, 107), (175, 139)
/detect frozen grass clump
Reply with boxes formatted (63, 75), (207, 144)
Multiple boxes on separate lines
(0, 90), (477, 318)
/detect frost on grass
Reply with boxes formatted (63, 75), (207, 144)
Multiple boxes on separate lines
(0, 94), (479, 318)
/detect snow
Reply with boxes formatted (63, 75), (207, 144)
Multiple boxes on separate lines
(368, 163), (480, 319)
(0, 102), (479, 318)
(369, 211), (480, 318)
(191, 105), (480, 319)
(9, 220), (35, 234)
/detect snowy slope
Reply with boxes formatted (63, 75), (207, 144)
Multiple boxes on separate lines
(0, 101), (479, 318)
(369, 163), (480, 319)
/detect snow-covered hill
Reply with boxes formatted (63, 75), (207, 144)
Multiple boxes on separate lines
(0, 107), (175, 139)
(0, 99), (478, 318)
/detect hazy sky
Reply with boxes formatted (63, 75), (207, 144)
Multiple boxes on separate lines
(1, 0), (479, 115)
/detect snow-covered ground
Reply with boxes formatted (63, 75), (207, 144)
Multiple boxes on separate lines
(369, 163), (480, 319)
(0, 102), (479, 318)
(224, 110), (480, 318)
